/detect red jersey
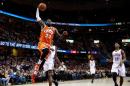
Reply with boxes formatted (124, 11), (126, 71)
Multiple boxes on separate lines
(39, 26), (55, 45)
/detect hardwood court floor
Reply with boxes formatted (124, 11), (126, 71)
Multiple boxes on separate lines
(14, 77), (130, 86)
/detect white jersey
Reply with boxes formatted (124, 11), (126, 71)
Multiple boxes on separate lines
(112, 49), (122, 66)
(89, 60), (96, 74)
(43, 45), (56, 72)
(111, 49), (126, 77)
(89, 60), (95, 69)
(45, 45), (56, 64)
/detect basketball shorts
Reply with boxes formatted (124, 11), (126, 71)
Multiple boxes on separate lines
(43, 61), (54, 72)
(111, 63), (126, 77)
(90, 68), (96, 74)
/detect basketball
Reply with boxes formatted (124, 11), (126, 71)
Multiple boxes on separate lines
(38, 3), (47, 11)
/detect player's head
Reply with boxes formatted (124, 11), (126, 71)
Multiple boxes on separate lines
(114, 42), (120, 49)
(90, 55), (94, 60)
(47, 19), (52, 26)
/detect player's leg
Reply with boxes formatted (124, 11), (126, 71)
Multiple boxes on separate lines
(119, 76), (123, 86)
(111, 64), (119, 86)
(47, 70), (58, 86)
(91, 74), (95, 83)
(32, 48), (49, 83)
(44, 59), (58, 86)
(90, 69), (95, 83)
(48, 70), (53, 86)
(112, 72), (118, 86)
(119, 64), (126, 86)
(53, 71), (58, 86)
(34, 48), (49, 73)
(48, 63), (58, 86)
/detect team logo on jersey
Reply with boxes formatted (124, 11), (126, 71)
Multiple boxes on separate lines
(44, 29), (54, 34)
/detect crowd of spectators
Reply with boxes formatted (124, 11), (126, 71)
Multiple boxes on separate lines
(0, 55), (114, 86)
(0, 53), (130, 86)
(1, 56), (129, 86)
(0, 15), (38, 45)
(0, 47), (130, 86)
(0, 55), (35, 86)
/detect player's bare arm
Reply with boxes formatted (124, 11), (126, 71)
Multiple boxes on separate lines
(108, 55), (113, 63)
(106, 52), (113, 63)
(55, 56), (61, 67)
(53, 27), (62, 37)
(54, 46), (61, 66)
(36, 8), (46, 28)
(120, 49), (126, 65)
(53, 27), (68, 40)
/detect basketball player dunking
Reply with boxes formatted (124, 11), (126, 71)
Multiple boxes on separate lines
(89, 55), (96, 83)
(32, 7), (68, 83)
(111, 43), (126, 86)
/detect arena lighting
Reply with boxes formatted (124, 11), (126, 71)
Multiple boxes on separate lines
(66, 39), (74, 43)
(80, 51), (86, 54)
(0, 10), (112, 27)
(71, 50), (77, 54)
(122, 39), (130, 43)
(123, 43), (128, 46)
(0, 10), (36, 22)
(94, 40), (100, 43)
(115, 22), (122, 25)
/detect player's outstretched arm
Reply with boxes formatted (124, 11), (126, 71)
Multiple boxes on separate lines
(55, 28), (62, 37)
(121, 49), (126, 63)
(54, 28), (68, 40)
(36, 8), (46, 28)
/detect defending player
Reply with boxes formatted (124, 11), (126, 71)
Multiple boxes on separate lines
(43, 42), (60, 86)
(111, 43), (126, 86)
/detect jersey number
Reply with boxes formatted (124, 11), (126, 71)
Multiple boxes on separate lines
(115, 57), (119, 61)
(45, 34), (51, 39)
